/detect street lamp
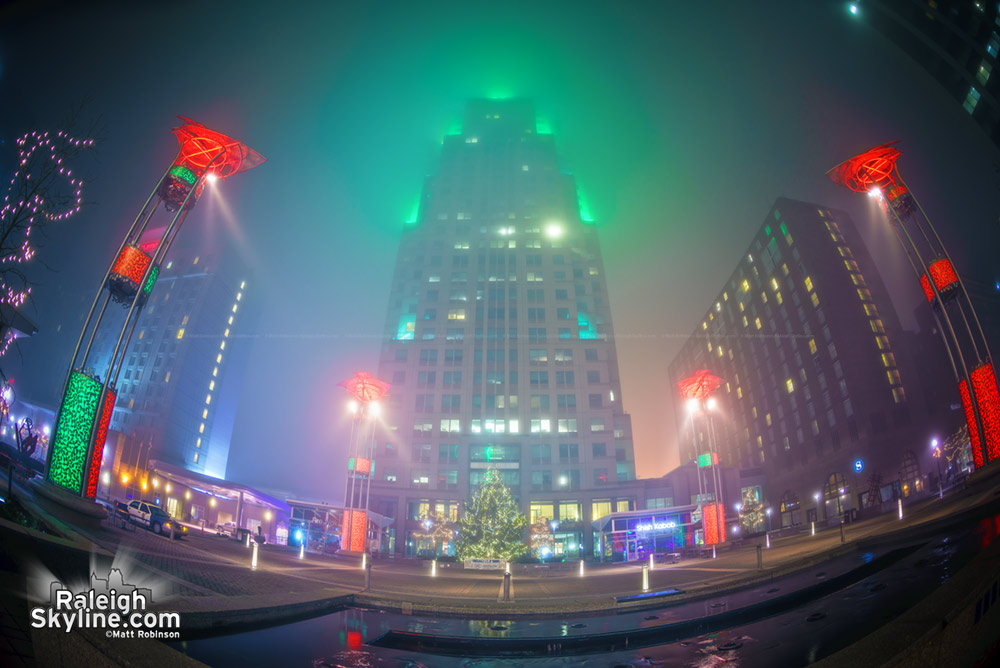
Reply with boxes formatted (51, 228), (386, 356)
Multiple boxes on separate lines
(677, 369), (726, 548)
(932, 437), (944, 498)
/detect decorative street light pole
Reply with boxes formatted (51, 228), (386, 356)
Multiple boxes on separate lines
(39, 118), (264, 516)
(339, 372), (390, 555)
(678, 369), (726, 546)
(827, 144), (998, 469)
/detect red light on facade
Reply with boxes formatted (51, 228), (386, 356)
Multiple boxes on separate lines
(959, 379), (984, 469)
(109, 245), (152, 296)
(342, 509), (367, 552)
(351, 457), (372, 475)
(919, 258), (960, 303)
(340, 372), (390, 404)
(171, 117), (266, 180)
(703, 502), (725, 546)
(677, 370), (724, 400)
(972, 363), (1000, 463)
(826, 142), (902, 194)
(347, 631), (362, 649)
(85, 389), (116, 499)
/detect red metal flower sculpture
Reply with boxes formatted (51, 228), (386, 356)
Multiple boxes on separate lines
(339, 372), (390, 404)
(677, 370), (724, 400)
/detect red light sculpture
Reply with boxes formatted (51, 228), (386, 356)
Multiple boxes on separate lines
(677, 369), (724, 399)
(918, 258), (960, 304)
(340, 372), (389, 555)
(45, 118), (264, 504)
(828, 143), (997, 467)
(703, 502), (725, 546)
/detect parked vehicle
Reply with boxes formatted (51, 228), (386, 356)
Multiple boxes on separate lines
(126, 500), (186, 538)
(216, 521), (238, 538)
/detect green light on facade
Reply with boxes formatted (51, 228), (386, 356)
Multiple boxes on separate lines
(535, 118), (552, 135)
(446, 120), (463, 136)
(779, 223), (788, 236)
(576, 186), (594, 223)
(697, 452), (719, 467)
(577, 312), (599, 340)
(406, 197), (420, 225)
(765, 225), (771, 236)
(169, 165), (197, 185)
(47, 371), (101, 493)
(396, 313), (415, 340)
(143, 265), (159, 296)
(486, 88), (513, 100)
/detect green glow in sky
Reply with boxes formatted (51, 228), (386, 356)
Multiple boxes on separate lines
(576, 185), (594, 223)
(406, 196), (420, 224)
(535, 117), (552, 135)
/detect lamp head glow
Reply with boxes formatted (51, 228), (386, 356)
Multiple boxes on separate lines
(348, 400), (359, 414)
(867, 186), (882, 198)
(205, 172), (219, 184)
(706, 397), (718, 411)
(931, 438), (939, 448)
(544, 223), (564, 239)
(735, 503), (742, 512)
(766, 507), (772, 516)
(165, 483), (171, 493)
(814, 492), (821, 501)
(369, 402), (381, 418)
(101, 472), (110, 485)
(686, 398), (700, 414)
(849, 3), (859, 15)
(559, 475), (568, 486)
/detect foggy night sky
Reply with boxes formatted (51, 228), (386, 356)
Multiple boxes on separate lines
(1, 0), (998, 501)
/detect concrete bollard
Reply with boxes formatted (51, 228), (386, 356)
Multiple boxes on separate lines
(299, 543), (305, 560)
(898, 498), (903, 520)
(712, 545), (716, 559)
(811, 521), (816, 536)
(431, 560), (437, 577)
(840, 522), (846, 543)
(642, 564), (649, 592)
(245, 533), (251, 548)
(766, 532), (771, 549)
(502, 571), (511, 602)
(579, 559), (585, 577)
(649, 553), (655, 571)
(756, 543), (763, 570)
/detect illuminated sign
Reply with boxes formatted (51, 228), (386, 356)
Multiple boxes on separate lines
(636, 521), (677, 532)
(853, 459), (864, 473)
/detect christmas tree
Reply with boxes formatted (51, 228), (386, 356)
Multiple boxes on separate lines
(456, 468), (527, 561)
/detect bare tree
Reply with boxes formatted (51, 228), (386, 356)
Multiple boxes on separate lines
(0, 127), (95, 358)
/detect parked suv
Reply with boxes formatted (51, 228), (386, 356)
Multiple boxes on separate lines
(216, 521), (237, 538)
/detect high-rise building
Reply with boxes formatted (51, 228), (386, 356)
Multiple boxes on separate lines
(668, 197), (938, 528)
(850, 0), (1000, 149)
(91, 236), (252, 481)
(368, 99), (637, 558)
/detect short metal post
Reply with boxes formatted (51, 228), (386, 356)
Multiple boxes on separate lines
(502, 571), (511, 602)
(431, 559), (437, 577)
(840, 522), (846, 544)
(649, 553), (655, 571)
(898, 498), (903, 520)
(364, 557), (372, 590)
(245, 532), (250, 548)
(712, 545), (716, 559)
(251, 541), (259, 571)
(299, 543), (305, 560)
(579, 559), (585, 577)
(756, 543), (763, 570)
(642, 564), (649, 592)
(811, 521), (815, 536)
(765, 532), (770, 549)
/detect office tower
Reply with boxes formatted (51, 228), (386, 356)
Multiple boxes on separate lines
(851, 0), (1000, 148)
(668, 197), (929, 527)
(368, 99), (636, 557)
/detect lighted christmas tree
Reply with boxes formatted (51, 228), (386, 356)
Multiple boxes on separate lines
(456, 468), (527, 561)
(739, 487), (765, 534)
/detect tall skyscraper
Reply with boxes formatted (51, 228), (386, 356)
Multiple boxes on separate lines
(850, 0), (1000, 149)
(92, 236), (252, 481)
(668, 198), (939, 528)
(368, 99), (637, 558)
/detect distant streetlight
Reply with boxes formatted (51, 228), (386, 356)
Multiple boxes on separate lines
(849, 4), (859, 16)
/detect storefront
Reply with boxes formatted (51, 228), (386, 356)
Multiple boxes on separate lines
(593, 505), (698, 562)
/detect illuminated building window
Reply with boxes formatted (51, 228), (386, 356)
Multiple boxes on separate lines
(224, 328), (230, 337)
(761, 291), (768, 303)
(811, 293), (820, 307)
(193, 453), (199, 463)
(205, 394), (212, 405)
(766, 413), (772, 426)
(199, 423), (205, 434)
(737, 386), (743, 399)
(977, 61), (992, 86)
(881, 352), (896, 367)
(216, 354), (223, 364)
(209, 380), (215, 391)
(166, 261), (173, 269)
(181, 315), (189, 326)
(771, 278), (779, 291)
(232, 304), (238, 313)
(776, 291), (783, 304)
(887, 370), (901, 385)
(755, 317), (762, 330)
(164, 372), (171, 383)
(875, 336), (889, 350)
(706, 341), (712, 352)
(138, 330), (144, 340)
(786, 379), (795, 393)
(808, 339), (817, 354)
(228, 316), (234, 325)
(202, 409), (208, 419)
(742, 279), (750, 292)
(240, 281), (246, 289)
(892, 387), (906, 404)
(193, 256), (200, 265)
(220, 341), (226, 351)
(196, 438), (201, 448)
(804, 277), (813, 291)
(212, 367), (218, 377)
(176, 328), (185, 340)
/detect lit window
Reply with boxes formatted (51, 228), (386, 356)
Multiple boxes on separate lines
(786, 378), (795, 393)
(206, 394), (212, 405)
(209, 380), (215, 391)
(199, 423), (205, 434)
(166, 261), (173, 269)
(771, 278), (779, 291)
(240, 281), (246, 289)
(220, 341), (226, 350)
(808, 338), (817, 354)
(138, 330), (145, 340)
(196, 438), (201, 448)
(176, 328), (185, 340)
(181, 315), (189, 326)
(224, 328), (230, 338)
(202, 409), (208, 419)
(755, 317), (762, 330)
(193, 453), (199, 463)
(977, 61), (992, 86)
(804, 277), (813, 292)
(228, 316), (234, 325)
(448, 309), (466, 320)
(193, 256), (200, 265)
(963, 87), (981, 114)
(232, 304), (238, 313)
(236, 292), (242, 301)
(164, 372), (170, 383)
(216, 354), (223, 364)
(811, 293), (820, 307)
(212, 367), (218, 377)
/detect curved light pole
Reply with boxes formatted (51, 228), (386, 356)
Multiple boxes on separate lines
(678, 370), (726, 546)
(40, 118), (265, 510)
(827, 144), (998, 469)
(339, 372), (390, 554)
